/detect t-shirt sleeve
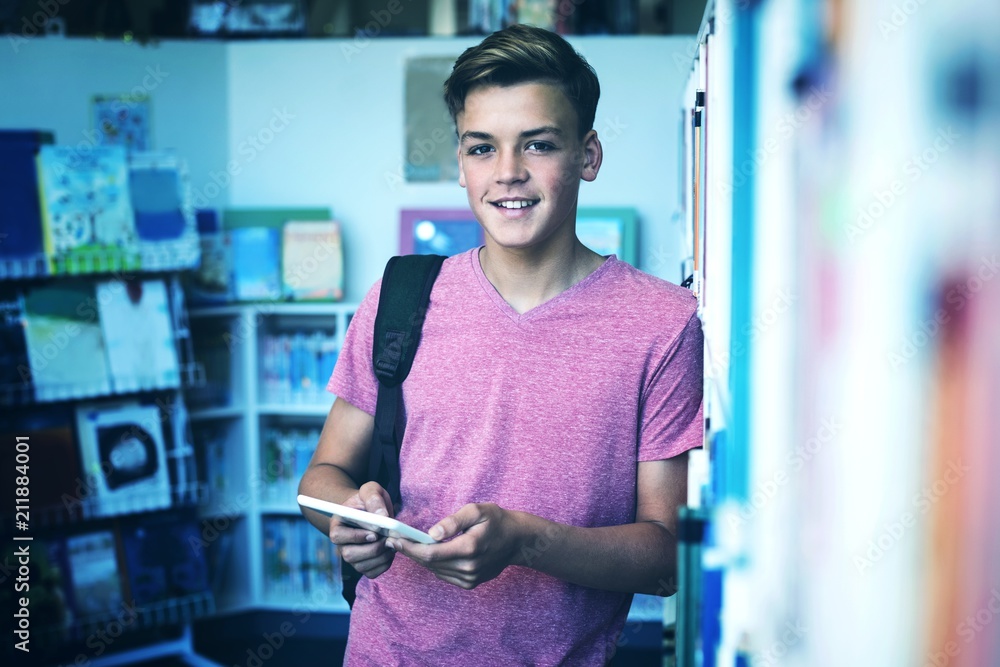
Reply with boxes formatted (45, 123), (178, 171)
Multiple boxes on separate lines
(327, 279), (382, 416)
(638, 309), (704, 461)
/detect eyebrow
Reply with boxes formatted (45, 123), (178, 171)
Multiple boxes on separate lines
(459, 126), (564, 144)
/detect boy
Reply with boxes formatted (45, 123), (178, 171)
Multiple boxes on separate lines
(299, 23), (703, 665)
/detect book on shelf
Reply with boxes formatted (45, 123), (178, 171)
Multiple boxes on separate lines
(64, 530), (125, 620)
(0, 288), (31, 402)
(36, 144), (139, 275)
(97, 278), (180, 393)
(261, 332), (338, 404)
(74, 400), (172, 518)
(119, 511), (210, 606)
(281, 220), (344, 301)
(128, 152), (200, 271)
(230, 227), (282, 301)
(186, 209), (235, 305)
(262, 427), (319, 504)
(262, 516), (341, 601)
(197, 424), (230, 501)
(0, 130), (53, 278)
(23, 282), (113, 401)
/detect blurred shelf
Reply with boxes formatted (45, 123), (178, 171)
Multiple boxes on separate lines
(190, 406), (247, 421)
(257, 403), (331, 417)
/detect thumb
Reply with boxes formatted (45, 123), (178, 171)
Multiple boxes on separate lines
(431, 503), (485, 541)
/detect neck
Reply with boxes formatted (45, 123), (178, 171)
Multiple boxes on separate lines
(479, 234), (606, 314)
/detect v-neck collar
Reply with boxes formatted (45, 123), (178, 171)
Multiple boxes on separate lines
(470, 246), (617, 325)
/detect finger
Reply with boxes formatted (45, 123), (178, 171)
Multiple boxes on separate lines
(388, 536), (470, 564)
(341, 491), (365, 511)
(358, 481), (393, 517)
(430, 503), (486, 541)
(351, 550), (395, 577)
(328, 523), (379, 545)
(341, 539), (390, 563)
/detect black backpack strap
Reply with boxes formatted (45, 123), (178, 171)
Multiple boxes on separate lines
(343, 254), (444, 609)
(367, 254), (445, 508)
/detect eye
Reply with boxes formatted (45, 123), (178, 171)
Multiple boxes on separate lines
(467, 144), (494, 156)
(526, 141), (554, 152)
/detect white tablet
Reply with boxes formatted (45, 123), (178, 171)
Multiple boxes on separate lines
(296, 494), (438, 545)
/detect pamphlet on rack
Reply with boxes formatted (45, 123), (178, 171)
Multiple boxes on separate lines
(74, 400), (172, 518)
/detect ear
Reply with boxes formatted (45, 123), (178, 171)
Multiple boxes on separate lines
(581, 130), (602, 182)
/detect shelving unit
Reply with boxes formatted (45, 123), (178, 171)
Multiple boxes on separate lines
(188, 302), (357, 616)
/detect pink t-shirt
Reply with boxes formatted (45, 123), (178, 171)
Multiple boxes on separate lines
(328, 248), (703, 666)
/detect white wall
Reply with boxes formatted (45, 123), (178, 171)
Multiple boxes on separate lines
(0, 35), (695, 302)
(0, 38), (229, 201)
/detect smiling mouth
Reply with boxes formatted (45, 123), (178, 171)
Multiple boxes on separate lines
(491, 199), (540, 210)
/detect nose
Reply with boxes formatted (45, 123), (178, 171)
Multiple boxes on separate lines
(494, 149), (528, 185)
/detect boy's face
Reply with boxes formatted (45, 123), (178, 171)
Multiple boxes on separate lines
(456, 82), (601, 253)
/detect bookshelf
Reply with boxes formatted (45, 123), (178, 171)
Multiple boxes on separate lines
(675, 1), (1000, 666)
(0, 129), (222, 666)
(188, 302), (357, 616)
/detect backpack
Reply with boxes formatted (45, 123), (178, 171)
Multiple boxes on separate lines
(341, 253), (446, 607)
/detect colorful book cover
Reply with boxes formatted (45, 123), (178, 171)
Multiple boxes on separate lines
(229, 227), (281, 301)
(74, 400), (172, 518)
(281, 221), (344, 301)
(97, 279), (180, 393)
(128, 152), (200, 271)
(65, 531), (124, 619)
(23, 283), (112, 401)
(36, 145), (139, 275)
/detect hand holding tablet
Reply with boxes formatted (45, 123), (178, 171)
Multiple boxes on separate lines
(297, 494), (439, 545)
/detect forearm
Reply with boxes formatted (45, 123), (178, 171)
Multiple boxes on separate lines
(509, 511), (678, 596)
(298, 462), (360, 535)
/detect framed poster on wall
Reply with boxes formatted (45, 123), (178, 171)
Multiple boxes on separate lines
(577, 207), (638, 266)
(399, 209), (483, 257)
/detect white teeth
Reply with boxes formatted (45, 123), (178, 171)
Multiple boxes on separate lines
(496, 200), (535, 209)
